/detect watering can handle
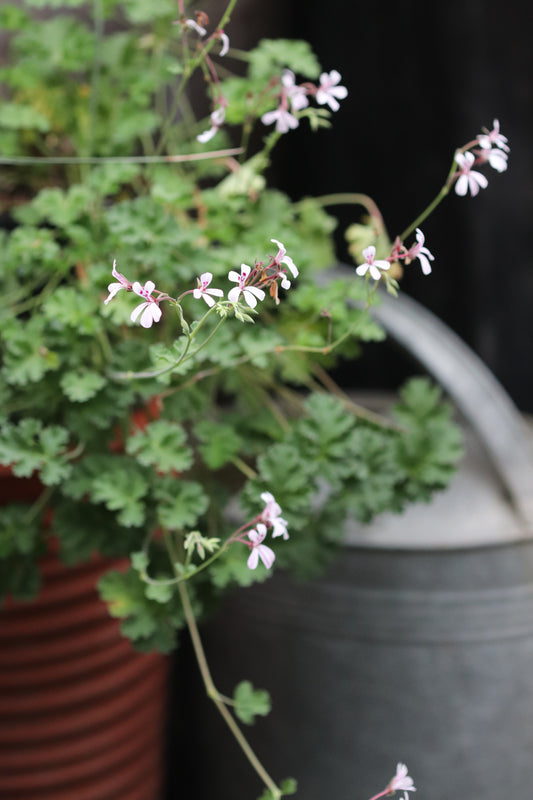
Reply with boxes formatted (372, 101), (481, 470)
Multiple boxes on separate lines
(368, 287), (533, 527)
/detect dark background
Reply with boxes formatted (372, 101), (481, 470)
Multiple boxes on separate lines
(222, 0), (533, 411)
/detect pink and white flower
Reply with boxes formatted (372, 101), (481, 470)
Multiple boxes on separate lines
(270, 238), (298, 288)
(260, 491), (289, 540)
(387, 762), (416, 794)
(477, 118), (509, 152)
(261, 105), (299, 134)
(193, 272), (224, 307)
(247, 523), (275, 570)
(356, 246), (390, 281)
(477, 146), (508, 173)
(454, 151), (488, 196)
(315, 70), (348, 112)
(130, 281), (162, 328)
(408, 228), (435, 276)
(228, 264), (265, 308)
(282, 69), (309, 112)
(197, 105), (226, 143)
(104, 260), (131, 304)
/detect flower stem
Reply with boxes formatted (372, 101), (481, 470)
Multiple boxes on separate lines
(366, 790), (390, 800)
(304, 192), (387, 235)
(398, 184), (450, 241)
(398, 155), (459, 241)
(176, 579), (282, 799)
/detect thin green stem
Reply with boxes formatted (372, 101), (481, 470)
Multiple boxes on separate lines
(309, 365), (401, 431)
(230, 456), (258, 480)
(108, 326), (192, 381)
(303, 192), (387, 235)
(24, 486), (54, 526)
(399, 184), (450, 241)
(176, 579), (282, 799)
(398, 156), (459, 241)
(169, 300), (375, 392)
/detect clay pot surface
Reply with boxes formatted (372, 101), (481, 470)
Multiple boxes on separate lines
(0, 542), (169, 800)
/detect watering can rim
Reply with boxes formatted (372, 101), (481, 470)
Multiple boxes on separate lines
(329, 265), (533, 545)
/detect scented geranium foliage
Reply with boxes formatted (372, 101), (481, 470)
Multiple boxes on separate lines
(0, 1), (508, 796)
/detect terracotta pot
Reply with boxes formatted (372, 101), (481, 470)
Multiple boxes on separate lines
(0, 471), (170, 800)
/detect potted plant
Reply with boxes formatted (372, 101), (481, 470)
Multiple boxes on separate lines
(0, 0), (508, 797)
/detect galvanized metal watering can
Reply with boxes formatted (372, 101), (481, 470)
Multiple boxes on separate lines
(195, 287), (533, 800)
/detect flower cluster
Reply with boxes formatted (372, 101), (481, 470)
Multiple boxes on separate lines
(453, 118), (509, 197)
(104, 238), (298, 326)
(228, 492), (289, 570)
(356, 228), (436, 283)
(354, 119), (509, 284)
(261, 68), (348, 134)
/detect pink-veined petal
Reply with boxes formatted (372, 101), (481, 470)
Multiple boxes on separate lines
(258, 544), (275, 569)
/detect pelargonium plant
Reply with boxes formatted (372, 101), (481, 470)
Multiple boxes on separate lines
(0, 0), (508, 796)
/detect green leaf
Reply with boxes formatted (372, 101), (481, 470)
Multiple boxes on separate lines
(233, 680), (271, 725)
(258, 778), (298, 799)
(195, 420), (243, 469)
(0, 556), (41, 604)
(98, 566), (182, 653)
(122, 0), (175, 23)
(91, 464), (149, 527)
(126, 420), (193, 474)
(249, 39), (321, 81)
(42, 288), (102, 335)
(0, 102), (50, 132)
(0, 419), (71, 485)
(210, 543), (271, 589)
(0, 506), (41, 558)
(154, 479), (209, 530)
(144, 581), (174, 604)
(53, 499), (144, 563)
(392, 378), (463, 491)
(29, 186), (93, 228)
(0, 5), (30, 30)
(60, 370), (106, 402)
(2, 318), (60, 386)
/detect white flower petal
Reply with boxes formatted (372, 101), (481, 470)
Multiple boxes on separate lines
(131, 301), (148, 323)
(258, 544), (275, 569)
(197, 126), (217, 143)
(227, 286), (241, 303)
(455, 174), (469, 196)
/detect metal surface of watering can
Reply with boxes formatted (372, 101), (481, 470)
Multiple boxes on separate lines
(194, 284), (533, 800)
